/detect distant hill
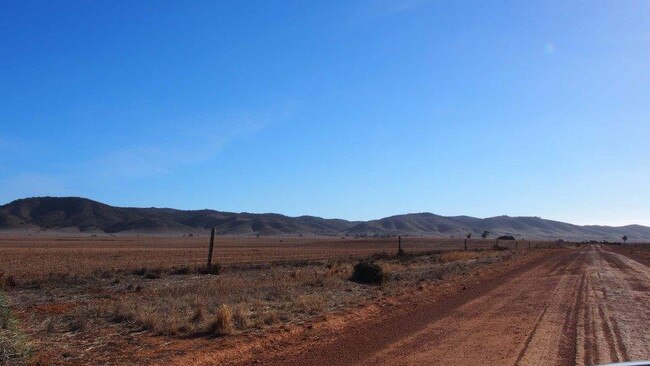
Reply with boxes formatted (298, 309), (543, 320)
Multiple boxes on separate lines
(1, 197), (649, 241)
(346, 213), (650, 241)
(0, 197), (355, 236)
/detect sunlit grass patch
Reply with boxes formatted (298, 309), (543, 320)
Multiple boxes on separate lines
(1, 290), (31, 365)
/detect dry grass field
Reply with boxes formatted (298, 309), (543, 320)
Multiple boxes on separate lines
(0, 235), (547, 282)
(0, 235), (549, 365)
(8, 239), (646, 366)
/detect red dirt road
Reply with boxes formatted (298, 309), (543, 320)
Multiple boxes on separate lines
(237, 245), (650, 366)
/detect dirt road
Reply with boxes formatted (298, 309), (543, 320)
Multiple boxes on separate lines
(249, 246), (650, 366)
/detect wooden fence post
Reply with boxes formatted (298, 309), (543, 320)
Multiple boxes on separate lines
(207, 228), (215, 268)
(398, 236), (403, 255)
(464, 239), (468, 251)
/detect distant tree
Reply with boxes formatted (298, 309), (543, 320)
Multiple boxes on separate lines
(622, 235), (628, 244)
(466, 233), (472, 239)
(481, 231), (489, 240)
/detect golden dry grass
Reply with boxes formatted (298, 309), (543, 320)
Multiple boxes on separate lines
(0, 290), (31, 365)
(0, 235), (547, 281)
(0, 234), (556, 365)
(439, 250), (485, 262)
(67, 249), (514, 337)
(0, 243), (540, 366)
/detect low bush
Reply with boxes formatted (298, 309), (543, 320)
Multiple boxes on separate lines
(66, 317), (86, 332)
(351, 261), (386, 285)
(132, 267), (162, 279)
(169, 266), (191, 275)
(132, 268), (147, 276)
(197, 264), (221, 275)
(1, 275), (17, 290)
(142, 269), (161, 279)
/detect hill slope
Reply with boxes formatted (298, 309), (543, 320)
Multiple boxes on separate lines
(0, 197), (356, 236)
(1, 197), (649, 241)
(346, 213), (650, 241)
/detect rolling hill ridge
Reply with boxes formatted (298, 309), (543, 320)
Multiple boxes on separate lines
(1, 197), (648, 241)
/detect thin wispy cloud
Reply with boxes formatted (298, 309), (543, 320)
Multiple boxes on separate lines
(0, 100), (299, 202)
(88, 100), (297, 179)
(88, 146), (178, 179)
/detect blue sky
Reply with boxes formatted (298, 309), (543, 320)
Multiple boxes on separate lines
(1, 0), (649, 225)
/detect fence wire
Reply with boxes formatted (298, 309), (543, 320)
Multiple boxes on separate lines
(0, 236), (566, 281)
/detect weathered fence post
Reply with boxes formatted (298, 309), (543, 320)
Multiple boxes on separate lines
(464, 239), (468, 251)
(397, 236), (404, 255)
(207, 228), (215, 268)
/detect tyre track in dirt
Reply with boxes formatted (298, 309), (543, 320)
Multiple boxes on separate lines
(514, 255), (585, 366)
(231, 245), (650, 366)
(581, 246), (650, 363)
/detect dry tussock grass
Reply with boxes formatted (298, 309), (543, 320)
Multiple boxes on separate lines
(296, 294), (327, 314)
(1, 290), (31, 365)
(4, 245), (528, 364)
(210, 304), (234, 336)
(90, 249), (516, 336)
(96, 265), (346, 336)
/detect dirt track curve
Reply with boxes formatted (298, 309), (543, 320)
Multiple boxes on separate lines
(240, 245), (650, 366)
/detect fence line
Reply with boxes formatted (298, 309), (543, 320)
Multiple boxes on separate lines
(0, 236), (574, 280)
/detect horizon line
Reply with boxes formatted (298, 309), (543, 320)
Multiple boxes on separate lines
(3, 195), (648, 229)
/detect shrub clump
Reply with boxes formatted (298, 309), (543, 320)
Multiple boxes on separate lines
(197, 264), (221, 275)
(1, 275), (17, 290)
(169, 266), (191, 275)
(351, 261), (386, 285)
(132, 267), (161, 279)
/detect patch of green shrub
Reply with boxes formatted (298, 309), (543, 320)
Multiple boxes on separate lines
(351, 261), (386, 285)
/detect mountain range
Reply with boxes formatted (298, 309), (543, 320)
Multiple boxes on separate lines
(1, 197), (648, 241)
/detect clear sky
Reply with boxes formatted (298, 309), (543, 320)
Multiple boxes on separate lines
(1, 1), (649, 226)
